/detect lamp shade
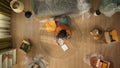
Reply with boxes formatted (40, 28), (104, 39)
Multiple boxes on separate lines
(10, 0), (24, 13)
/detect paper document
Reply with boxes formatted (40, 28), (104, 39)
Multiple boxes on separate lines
(61, 44), (68, 51)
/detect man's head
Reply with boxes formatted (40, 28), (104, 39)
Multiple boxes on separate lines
(57, 30), (68, 39)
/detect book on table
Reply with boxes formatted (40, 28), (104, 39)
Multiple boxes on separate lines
(96, 59), (110, 68)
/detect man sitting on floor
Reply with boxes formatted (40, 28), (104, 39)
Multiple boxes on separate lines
(54, 16), (72, 45)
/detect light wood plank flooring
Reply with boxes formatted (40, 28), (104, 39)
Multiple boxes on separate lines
(11, 0), (120, 68)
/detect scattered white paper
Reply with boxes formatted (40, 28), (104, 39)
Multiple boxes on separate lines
(61, 44), (68, 51)
(58, 38), (64, 46)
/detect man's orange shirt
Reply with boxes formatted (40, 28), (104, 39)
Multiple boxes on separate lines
(55, 24), (72, 37)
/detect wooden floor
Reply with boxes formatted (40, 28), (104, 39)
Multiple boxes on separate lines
(11, 0), (120, 68)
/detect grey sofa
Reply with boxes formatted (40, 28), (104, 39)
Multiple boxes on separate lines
(31, 0), (90, 16)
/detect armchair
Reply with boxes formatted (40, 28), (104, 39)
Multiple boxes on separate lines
(99, 0), (120, 17)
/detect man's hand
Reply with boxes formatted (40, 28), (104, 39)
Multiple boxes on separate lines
(67, 35), (71, 39)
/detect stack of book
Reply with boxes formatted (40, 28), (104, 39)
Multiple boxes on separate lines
(104, 29), (119, 43)
(96, 59), (110, 68)
(20, 40), (32, 53)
